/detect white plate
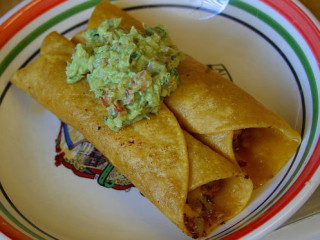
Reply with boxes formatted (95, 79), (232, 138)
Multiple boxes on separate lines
(1, 0), (320, 239)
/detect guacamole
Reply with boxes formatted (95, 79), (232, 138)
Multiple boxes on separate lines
(66, 18), (183, 131)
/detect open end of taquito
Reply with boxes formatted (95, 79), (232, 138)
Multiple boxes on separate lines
(169, 54), (301, 188)
(194, 128), (300, 187)
(184, 131), (253, 238)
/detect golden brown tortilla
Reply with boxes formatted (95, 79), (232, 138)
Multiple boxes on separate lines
(167, 54), (301, 187)
(184, 131), (252, 238)
(194, 131), (235, 161)
(11, 31), (253, 238)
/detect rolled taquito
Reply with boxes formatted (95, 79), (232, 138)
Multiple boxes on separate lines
(167, 54), (302, 188)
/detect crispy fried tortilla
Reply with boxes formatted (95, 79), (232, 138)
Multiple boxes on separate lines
(13, 32), (189, 228)
(183, 131), (252, 238)
(168, 54), (301, 187)
(11, 30), (253, 238)
(83, 0), (301, 188)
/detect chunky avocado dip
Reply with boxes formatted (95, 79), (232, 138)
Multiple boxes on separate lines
(66, 18), (184, 131)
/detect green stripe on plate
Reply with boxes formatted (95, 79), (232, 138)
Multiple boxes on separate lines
(0, 0), (102, 76)
(0, 201), (46, 240)
(212, 0), (319, 238)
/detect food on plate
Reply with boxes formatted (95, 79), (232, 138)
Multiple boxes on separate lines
(83, 0), (301, 188)
(11, 31), (252, 238)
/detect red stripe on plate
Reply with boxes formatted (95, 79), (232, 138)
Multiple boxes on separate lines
(223, 137), (320, 239)
(0, 215), (32, 240)
(262, 0), (320, 68)
(0, 0), (67, 50)
(222, 1), (320, 238)
(1, 1), (68, 239)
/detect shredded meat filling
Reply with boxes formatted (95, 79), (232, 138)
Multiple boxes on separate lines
(233, 129), (248, 167)
(184, 181), (225, 239)
(232, 129), (243, 152)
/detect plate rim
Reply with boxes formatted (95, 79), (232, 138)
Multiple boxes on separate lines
(0, 0), (320, 239)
